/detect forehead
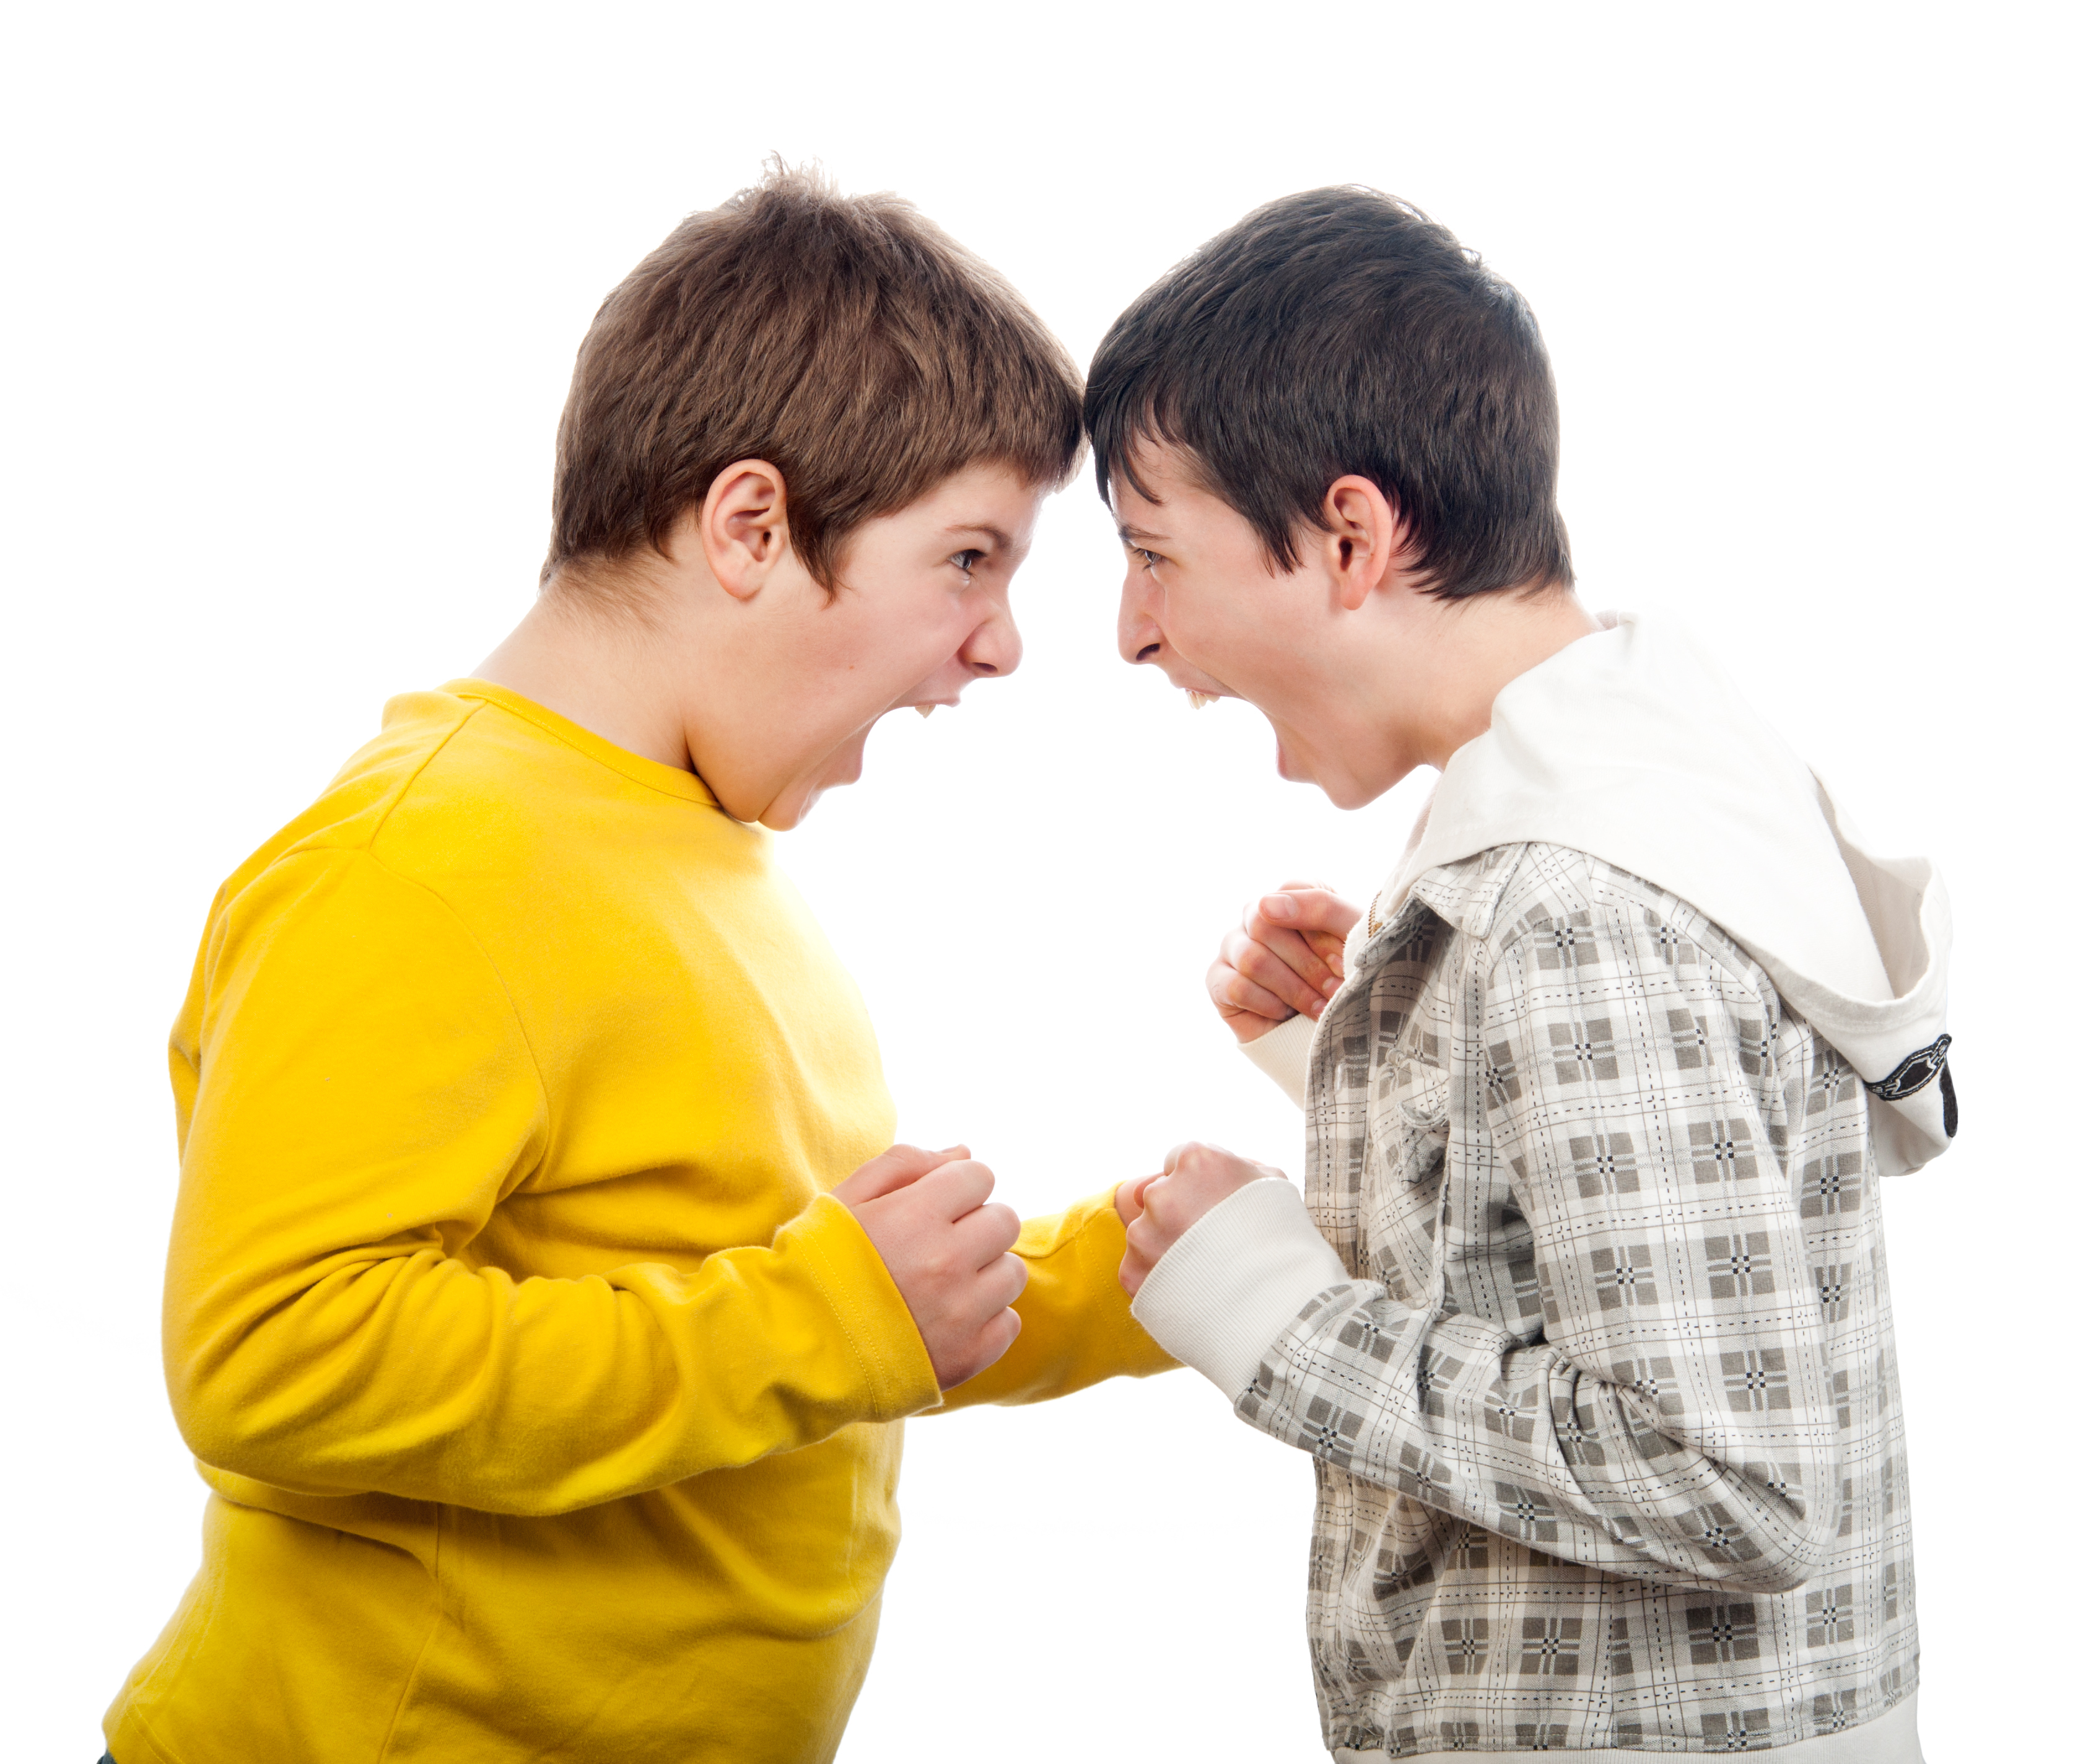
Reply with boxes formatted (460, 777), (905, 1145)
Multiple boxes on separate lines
(1109, 439), (1234, 537)
(907, 459), (1049, 535)
(914, 459), (1044, 510)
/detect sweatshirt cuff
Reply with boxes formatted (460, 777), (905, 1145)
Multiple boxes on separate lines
(1130, 1177), (1348, 1397)
(1239, 1012), (1316, 1107)
(790, 1193), (944, 1420)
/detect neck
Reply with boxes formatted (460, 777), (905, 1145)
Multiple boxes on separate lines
(1402, 584), (1600, 772)
(473, 585), (696, 772)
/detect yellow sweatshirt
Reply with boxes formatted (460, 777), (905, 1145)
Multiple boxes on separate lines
(105, 681), (1174, 1764)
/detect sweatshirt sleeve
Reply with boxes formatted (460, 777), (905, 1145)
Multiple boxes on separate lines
(1144, 891), (1843, 1594)
(163, 848), (940, 1517)
(935, 1187), (1179, 1409)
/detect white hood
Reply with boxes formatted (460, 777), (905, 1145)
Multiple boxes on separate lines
(1379, 611), (1955, 1176)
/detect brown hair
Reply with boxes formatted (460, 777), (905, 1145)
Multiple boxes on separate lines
(1085, 186), (1571, 600)
(546, 162), (1084, 594)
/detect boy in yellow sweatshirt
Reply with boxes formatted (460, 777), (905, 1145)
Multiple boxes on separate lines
(103, 165), (1172, 1764)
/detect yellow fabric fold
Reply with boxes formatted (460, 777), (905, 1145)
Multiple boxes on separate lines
(941, 1187), (1180, 1410)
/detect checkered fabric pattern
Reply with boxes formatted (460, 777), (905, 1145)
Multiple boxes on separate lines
(1240, 844), (1918, 1755)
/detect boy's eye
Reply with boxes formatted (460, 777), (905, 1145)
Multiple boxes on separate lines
(949, 549), (986, 577)
(1133, 548), (1164, 571)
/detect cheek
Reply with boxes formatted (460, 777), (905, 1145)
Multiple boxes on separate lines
(1171, 594), (1256, 673)
(901, 609), (979, 681)
(824, 609), (946, 697)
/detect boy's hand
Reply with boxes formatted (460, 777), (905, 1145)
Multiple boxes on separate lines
(1207, 881), (1363, 1043)
(834, 1144), (1026, 1390)
(1116, 1142), (1285, 1297)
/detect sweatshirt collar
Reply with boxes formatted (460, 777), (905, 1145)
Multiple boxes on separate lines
(443, 679), (719, 808)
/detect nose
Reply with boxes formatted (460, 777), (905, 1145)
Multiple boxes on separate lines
(961, 601), (1022, 679)
(1117, 564), (1164, 666)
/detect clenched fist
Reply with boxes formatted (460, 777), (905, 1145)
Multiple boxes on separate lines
(834, 1144), (1026, 1389)
(1207, 881), (1363, 1042)
(1116, 1142), (1285, 1297)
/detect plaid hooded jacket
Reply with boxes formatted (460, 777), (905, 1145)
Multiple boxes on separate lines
(1259, 845), (1913, 1756)
(1133, 619), (1945, 1762)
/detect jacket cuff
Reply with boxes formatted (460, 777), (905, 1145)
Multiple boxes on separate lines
(1130, 1177), (1348, 1396)
(1239, 1012), (1316, 1107)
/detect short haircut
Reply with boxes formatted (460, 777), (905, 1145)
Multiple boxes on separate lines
(546, 162), (1084, 593)
(1085, 186), (1572, 599)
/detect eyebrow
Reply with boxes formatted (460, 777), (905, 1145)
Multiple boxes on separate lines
(1116, 522), (1169, 546)
(946, 522), (1015, 551)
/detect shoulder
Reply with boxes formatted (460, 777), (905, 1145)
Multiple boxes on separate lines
(194, 694), (481, 934)
(198, 688), (620, 970)
(1407, 844), (1781, 1014)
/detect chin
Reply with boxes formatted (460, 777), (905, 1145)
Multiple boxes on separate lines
(758, 785), (827, 831)
(760, 759), (865, 831)
(1324, 766), (1414, 812)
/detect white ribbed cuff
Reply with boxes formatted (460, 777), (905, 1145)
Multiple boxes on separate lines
(1130, 1177), (1349, 1396)
(1239, 1011), (1316, 1108)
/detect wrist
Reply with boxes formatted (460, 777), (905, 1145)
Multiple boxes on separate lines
(794, 1194), (945, 1418)
(1130, 1177), (1350, 1395)
(1239, 1011), (1316, 1106)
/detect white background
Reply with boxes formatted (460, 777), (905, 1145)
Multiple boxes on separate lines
(6, 2), (2090, 1757)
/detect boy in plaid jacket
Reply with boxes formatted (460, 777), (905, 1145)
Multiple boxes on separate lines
(1094, 189), (1950, 1762)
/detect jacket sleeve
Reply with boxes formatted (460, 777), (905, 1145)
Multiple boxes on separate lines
(163, 848), (940, 1517)
(1238, 1011), (1316, 1107)
(935, 1188), (1179, 1410)
(1151, 886), (1843, 1594)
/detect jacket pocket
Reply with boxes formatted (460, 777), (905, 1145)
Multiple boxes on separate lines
(1371, 1034), (1451, 1187)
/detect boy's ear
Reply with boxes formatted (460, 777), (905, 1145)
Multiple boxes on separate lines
(698, 460), (793, 601)
(1321, 476), (1405, 612)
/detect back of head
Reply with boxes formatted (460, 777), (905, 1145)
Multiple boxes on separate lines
(548, 162), (1084, 595)
(1085, 187), (1571, 599)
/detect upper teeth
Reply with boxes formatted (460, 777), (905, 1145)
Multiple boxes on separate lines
(1187, 691), (1218, 710)
(916, 704), (937, 718)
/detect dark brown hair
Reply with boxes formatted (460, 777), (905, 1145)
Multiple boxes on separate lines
(546, 162), (1084, 593)
(1085, 186), (1572, 599)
